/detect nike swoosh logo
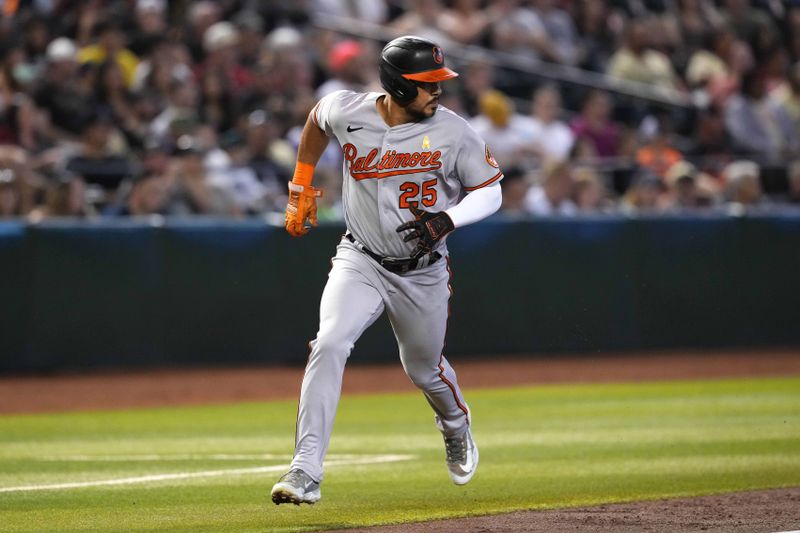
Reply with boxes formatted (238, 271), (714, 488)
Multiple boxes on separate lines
(347, 125), (364, 132)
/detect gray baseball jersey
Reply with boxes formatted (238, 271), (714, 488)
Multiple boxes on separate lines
(313, 90), (503, 257)
(289, 90), (502, 483)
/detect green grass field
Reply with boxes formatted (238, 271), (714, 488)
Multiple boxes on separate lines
(1, 376), (799, 533)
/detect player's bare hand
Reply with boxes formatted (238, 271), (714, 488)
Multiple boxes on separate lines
(396, 205), (455, 258)
(285, 182), (323, 237)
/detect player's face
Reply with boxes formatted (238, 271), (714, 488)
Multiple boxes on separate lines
(406, 81), (442, 119)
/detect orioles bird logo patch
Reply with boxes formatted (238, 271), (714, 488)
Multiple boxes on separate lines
(422, 135), (431, 150)
(432, 47), (443, 64)
(485, 145), (499, 168)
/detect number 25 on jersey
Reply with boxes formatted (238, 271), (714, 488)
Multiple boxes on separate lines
(399, 178), (438, 209)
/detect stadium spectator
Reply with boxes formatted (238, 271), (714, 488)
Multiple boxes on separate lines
(388, 0), (450, 46)
(198, 69), (237, 134)
(573, 0), (620, 72)
(2, 42), (39, 97)
(523, 159), (577, 216)
(184, 1), (222, 64)
(149, 79), (199, 145)
(95, 60), (147, 148)
(530, 0), (580, 66)
(669, 0), (723, 58)
(21, 13), (54, 74)
(262, 26), (304, 59)
(685, 25), (753, 106)
(769, 62), (800, 134)
(470, 90), (531, 168)
(438, 0), (494, 46)
(570, 90), (621, 160)
(457, 55), (495, 118)
(127, 135), (234, 216)
(606, 17), (682, 93)
(312, 0), (389, 26)
(719, 0), (777, 59)
(64, 110), (135, 210)
(199, 21), (251, 94)
(206, 131), (272, 215)
(722, 159), (762, 207)
(311, 166), (344, 222)
(488, 0), (554, 60)
(315, 40), (370, 98)
(620, 170), (666, 213)
(0, 167), (22, 219)
(0, 65), (37, 150)
(241, 32), (297, 115)
(231, 10), (266, 68)
(33, 37), (93, 140)
(498, 166), (529, 215)
(133, 40), (184, 97)
(0, 146), (35, 217)
(128, 0), (168, 58)
(787, 6), (800, 63)
(662, 160), (717, 210)
(125, 174), (163, 216)
(724, 70), (799, 160)
(760, 45), (790, 95)
(635, 113), (684, 179)
(787, 160), (800, 204)
(138, 137), (170, 179)
(521, 84), (574, 162)
(78, 21), (140, 88)
(28, 171), (93, 221)
(572, 166), (610, 212)
(686, 105), (734, 168)
(243, 109), (293, 189)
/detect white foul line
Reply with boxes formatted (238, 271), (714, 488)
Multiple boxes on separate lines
(36, 453), (341, 462)
(0, 454), (415, 494)
(39, 453), (291, 462)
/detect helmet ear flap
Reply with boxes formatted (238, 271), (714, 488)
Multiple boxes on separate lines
(380, 59), (417, 105)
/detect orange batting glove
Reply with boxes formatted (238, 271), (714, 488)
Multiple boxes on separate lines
(285, 162), (323, 237)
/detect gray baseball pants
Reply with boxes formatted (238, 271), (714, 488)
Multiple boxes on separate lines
(290, 238), (470, 482)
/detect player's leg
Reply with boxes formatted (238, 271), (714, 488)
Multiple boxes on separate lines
(386, 264), (469, 436)
(385, 262), (471, 435)
(289, 244), (385, 482)
(384, 261), (477, 484)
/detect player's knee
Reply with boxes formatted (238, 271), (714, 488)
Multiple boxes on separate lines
(404, 366), (438, 390)
(310, 333), (355, 360)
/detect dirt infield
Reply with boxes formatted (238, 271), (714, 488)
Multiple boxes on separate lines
(325, 487), (800, 533)
(1, 349), (799, 532)
(1, 349), (799, 414)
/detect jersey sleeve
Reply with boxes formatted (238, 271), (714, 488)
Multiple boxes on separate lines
(310, 90), (347, 137)
(454, 126), (504, 192)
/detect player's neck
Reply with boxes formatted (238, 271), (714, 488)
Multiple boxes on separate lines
(377, 95), (417, 127)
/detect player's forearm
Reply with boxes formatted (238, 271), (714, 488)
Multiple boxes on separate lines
(295, 113), (330, 172)
(285, 112), (327, 237)
(445, 184), (502, 228)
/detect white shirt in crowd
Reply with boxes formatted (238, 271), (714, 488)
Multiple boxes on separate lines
(523, 185), (577, 216)
(470, 113), (535, 168)
(520, 117), (574, 161)
(471, 114), (574, 166)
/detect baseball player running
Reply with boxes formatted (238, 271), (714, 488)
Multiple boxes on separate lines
(271, 36), (503, 505)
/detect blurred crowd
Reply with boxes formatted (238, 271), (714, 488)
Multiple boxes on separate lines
(1, 0), (800, 221)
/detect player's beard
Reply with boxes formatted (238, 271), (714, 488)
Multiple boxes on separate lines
(405, 98), (439, 120)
